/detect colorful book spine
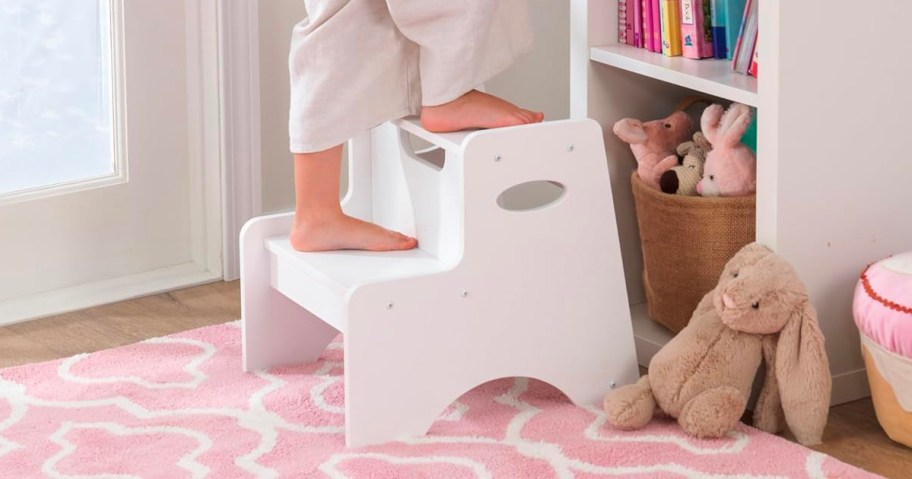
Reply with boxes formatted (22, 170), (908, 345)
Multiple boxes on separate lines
(644, 0), (656, 52)
(680, 0), (714, 58)
(723, 0), (748, 60)
(620, 0), (630, 44)
(659, 0), (683, 56)
(732, 0), (758, 73)
(748, 37), (759, 77)
(710, 0), (728, 59)
(619, 0), (628, 44)
(626, 0), (636, 45)
(731, 0), (750, 69)
(651, 0), (662, 52)
(633, 0), (644, 47)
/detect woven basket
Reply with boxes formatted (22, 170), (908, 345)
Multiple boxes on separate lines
(631, 173), (756, 333)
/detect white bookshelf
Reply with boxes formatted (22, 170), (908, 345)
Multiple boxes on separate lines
(572, 0), (912, 406)
(590, 44), (758, 107)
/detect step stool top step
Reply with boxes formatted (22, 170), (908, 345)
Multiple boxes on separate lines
(393, 116), (479, 151)
(266, 237), (451, 294)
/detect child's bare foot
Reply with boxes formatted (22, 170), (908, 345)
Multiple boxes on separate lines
(291, 147), (416, 253)
(290, 213), (417, 253)
(420, 90), (544, 133)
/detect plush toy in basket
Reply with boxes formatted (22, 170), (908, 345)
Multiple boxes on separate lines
(603, 243), (832, 446)
(616, 100), (757, 198)
(660, 132), (711, 196)
(625, 100), (758, 332)
(613, 110), (694, 190)
(697, 103), (757, 197)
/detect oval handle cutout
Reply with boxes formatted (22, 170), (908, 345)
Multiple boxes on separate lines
(497, 181), (566, 212)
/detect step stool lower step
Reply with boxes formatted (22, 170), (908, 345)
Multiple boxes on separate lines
(266, 237), (451, 332)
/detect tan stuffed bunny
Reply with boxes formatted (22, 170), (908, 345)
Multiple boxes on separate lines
(659, 132), (712, 196)
(603, 243), (832, 445)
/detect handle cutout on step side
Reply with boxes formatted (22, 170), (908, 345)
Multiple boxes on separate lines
(497, 181), (566, 212)
(401, 131), (445, 171)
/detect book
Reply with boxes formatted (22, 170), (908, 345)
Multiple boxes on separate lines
(680, 0), (714, 59)
(625, 0), (636, 45)
(748, 35), (759, 76)
(651, 0), (663, 52)
(659, 0), (683, 56)
(619, 0), (628, 44)
(618, 0), (633, 45)
(726, 0), (748, 60)
(633, 0), (644, 47)
(732, 0), (758, 73)
(710, 0), (726, 58)
(709, 0), (747, 60)
(644, 0), (656, 52)
(731, 0), (750, 70)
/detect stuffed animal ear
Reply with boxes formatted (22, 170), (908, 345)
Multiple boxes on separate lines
(676, 141), (696, 157)
(613, 119), (648, 145)
(700, 105), (725, 145)
(693, 132), (713, 152)
(774, 300), (832, 445)
(717, 104), (752, 147)
(753, 335), (785, 434)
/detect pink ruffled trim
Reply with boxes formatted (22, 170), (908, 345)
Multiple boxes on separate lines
(854, 261), (912, 359)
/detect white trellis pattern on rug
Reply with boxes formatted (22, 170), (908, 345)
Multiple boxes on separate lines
(0, 323), (881, 478)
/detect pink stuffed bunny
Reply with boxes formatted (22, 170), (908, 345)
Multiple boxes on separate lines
(697, 103), (757, 197)
(614, 111), (694, 190)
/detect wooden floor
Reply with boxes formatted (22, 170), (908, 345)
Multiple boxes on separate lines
(1, 281), (910, 478)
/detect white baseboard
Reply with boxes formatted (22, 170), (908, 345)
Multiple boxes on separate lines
(830, 368), (871, 405)
(631, 303), (872, 406)
(0, 262), (222, 327)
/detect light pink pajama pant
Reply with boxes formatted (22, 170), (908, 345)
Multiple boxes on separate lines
(288, 0), (533, 153)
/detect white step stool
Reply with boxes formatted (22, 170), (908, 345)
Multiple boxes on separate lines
(240, 117), (638, 448)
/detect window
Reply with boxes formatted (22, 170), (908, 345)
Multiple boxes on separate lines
(0, 0), (120, 198)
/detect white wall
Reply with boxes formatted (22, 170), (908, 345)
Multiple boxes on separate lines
(258, 0), (570, 213)
(258, 0), (303, 213)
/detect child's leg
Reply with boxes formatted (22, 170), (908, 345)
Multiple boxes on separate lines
(289, 0), (420, 252)
(287, 0), (539, 253)
(290, 145), (417, 252)
(385, 0), (544, 132)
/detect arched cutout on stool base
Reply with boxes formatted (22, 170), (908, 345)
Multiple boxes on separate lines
(384, 374), (591, 446)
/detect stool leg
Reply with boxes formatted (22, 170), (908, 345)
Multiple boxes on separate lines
(342, 332), (451, 448)
(242, 298), (338, 371)
(240, 213), (339, 372)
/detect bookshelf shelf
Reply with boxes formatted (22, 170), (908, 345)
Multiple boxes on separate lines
(590, 44), (758, 107)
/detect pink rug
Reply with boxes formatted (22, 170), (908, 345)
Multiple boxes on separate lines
(0, 322), (880, 478)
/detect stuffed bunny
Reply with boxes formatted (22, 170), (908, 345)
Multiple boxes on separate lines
(660, 132), (712, 196)
(697, 103), (757, 197)
(614, 111), (694, 190)
(603, 243), (832, 445)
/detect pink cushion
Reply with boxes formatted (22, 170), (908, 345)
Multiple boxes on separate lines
(854, 253), (912, 358)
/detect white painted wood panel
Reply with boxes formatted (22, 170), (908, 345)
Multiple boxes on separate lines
(758, 0), (912, 385)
